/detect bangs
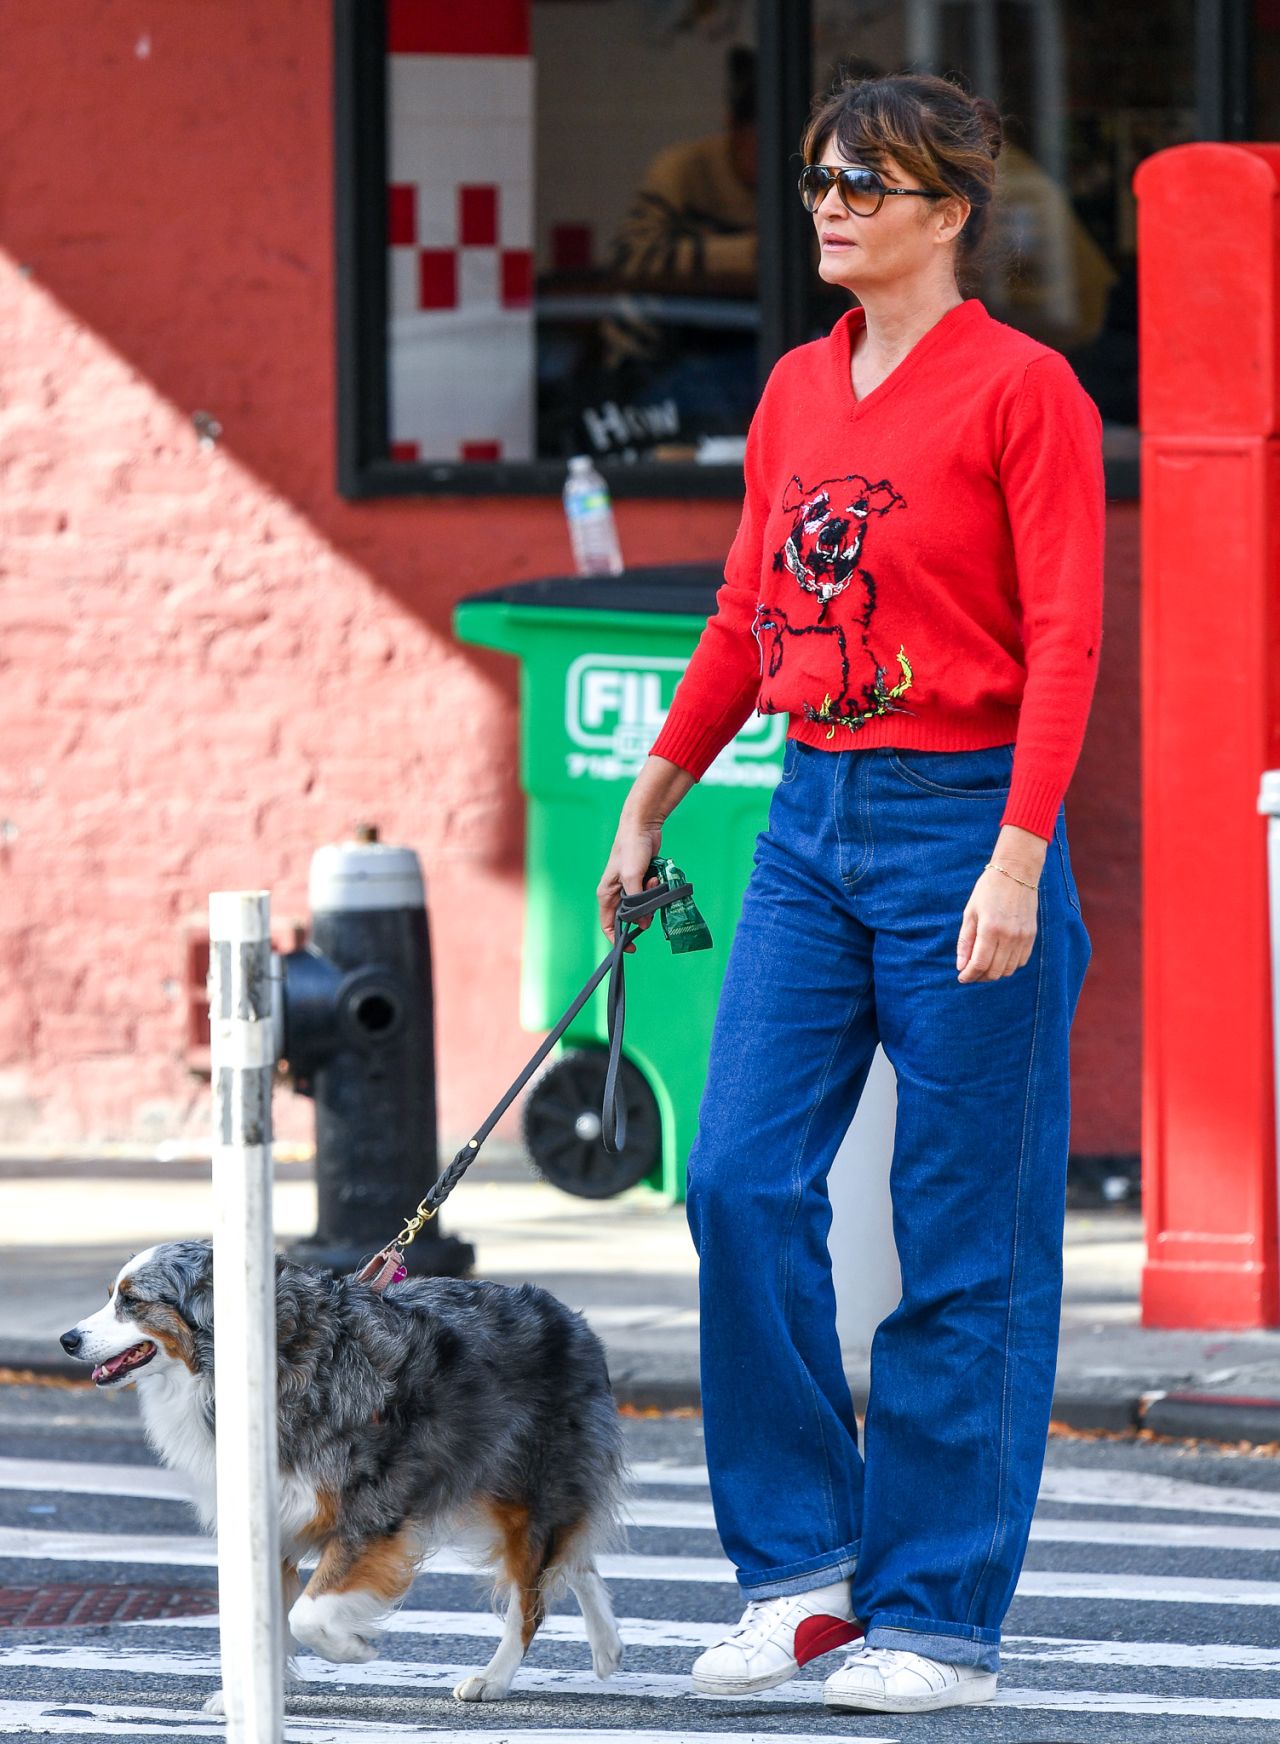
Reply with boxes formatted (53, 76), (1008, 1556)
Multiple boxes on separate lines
(801, 75), (963, 197)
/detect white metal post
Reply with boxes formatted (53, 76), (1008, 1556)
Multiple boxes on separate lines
(209, 890), (283, 1744)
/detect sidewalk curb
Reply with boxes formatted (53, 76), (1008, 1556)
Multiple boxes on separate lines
(1140, 1391), (1280, 1446)
(1048, 1390), (1144, 1435)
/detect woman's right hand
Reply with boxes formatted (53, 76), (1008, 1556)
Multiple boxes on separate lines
(597, 812), (664, 953)
(597, 755), (697, 950)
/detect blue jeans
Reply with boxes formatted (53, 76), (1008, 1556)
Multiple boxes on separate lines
(685, 739), (1091, 1674)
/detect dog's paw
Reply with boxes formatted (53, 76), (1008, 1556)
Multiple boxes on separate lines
(453, 1673), (511, 1702)
(201, 1688), (226, 1716)
(289, 1597), (379, 1665)
(592, 1634), (624, 1680)
(311, 1629), (378, 1665)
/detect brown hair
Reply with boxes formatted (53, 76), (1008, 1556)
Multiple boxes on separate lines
(801, 70), (1004, 292)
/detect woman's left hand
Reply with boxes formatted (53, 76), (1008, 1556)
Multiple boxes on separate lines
(956, 826), (1049, 983)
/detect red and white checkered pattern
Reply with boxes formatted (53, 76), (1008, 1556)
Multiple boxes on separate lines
(387, 3), (534, 464)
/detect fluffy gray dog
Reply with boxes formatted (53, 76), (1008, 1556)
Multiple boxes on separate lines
(61, 1239), (628, 1707)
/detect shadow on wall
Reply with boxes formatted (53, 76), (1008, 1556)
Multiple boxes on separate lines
(0, 0), (751, 851)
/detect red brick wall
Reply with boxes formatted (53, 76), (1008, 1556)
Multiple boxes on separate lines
(0, 2), (1139, 1156)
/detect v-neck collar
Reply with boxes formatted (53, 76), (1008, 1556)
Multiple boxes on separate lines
(832, 296), (985, 423)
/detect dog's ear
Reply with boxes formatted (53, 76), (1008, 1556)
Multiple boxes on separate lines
(137, 1240), (215, 1333)
(169, 1241), (215, 1334)
(180, 1275), (215, 1335)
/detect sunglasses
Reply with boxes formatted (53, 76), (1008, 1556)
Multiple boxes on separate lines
(798, 163), (947, 217)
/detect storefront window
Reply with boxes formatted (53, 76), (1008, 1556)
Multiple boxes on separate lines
(336, 0), (1254, 497)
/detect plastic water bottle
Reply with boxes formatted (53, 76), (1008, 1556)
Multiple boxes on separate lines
(563, 455), (624, 576)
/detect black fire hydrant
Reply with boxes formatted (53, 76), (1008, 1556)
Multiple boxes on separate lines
(281, 830), (473, 1278)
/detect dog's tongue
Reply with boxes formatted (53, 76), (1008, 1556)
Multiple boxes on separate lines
(92, 1343), (153, 1382)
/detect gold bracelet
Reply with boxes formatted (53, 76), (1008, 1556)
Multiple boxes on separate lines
(984, 860), (1039, 891)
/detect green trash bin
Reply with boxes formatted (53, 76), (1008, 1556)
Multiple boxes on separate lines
(453, 563), (785, 1203)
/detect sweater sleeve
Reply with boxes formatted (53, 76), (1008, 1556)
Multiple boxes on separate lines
(646, 396), (770, 778)
(997, 351), (1105, 841)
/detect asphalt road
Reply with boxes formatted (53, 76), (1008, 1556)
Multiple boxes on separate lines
(0, 1382), (1277, 1742)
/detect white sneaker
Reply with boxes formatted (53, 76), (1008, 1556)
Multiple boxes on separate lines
(691, 1580), (863, 1697)
(823, 1644), (997, 1712)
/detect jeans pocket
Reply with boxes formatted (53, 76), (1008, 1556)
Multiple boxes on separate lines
(888, 743), (1015, 799)
(778, 738), (803, 785)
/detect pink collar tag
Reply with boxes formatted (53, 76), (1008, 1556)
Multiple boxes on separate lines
(355, 1246), (408, 1293)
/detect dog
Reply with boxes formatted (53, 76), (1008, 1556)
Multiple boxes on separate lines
(60, 1240), (627, 1708)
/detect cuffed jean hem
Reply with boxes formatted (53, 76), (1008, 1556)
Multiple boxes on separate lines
(864, 1619), (1001, 1674)
(737, 1541), (861, 1600)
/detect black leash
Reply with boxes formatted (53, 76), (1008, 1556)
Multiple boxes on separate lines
(356, 875), (700, 1292)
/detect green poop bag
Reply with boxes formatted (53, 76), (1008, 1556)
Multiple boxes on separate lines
(646, 857), (712, 954)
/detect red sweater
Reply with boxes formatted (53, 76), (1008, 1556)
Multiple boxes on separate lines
(647, 297), (1105, 841)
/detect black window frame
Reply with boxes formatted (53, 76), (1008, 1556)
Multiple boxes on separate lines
(335, 0), (1253, 504)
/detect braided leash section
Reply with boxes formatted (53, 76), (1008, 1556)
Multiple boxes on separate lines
(356, 880), (690, 1292)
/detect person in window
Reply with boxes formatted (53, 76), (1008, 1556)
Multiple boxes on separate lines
(983, 136), (1117, 351)
(609, 44), (757, 285)
(591, 45), (760, 453)
(596, 71), (1099, 1715)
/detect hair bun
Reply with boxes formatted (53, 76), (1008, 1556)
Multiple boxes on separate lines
(972, 95), (1004, 161)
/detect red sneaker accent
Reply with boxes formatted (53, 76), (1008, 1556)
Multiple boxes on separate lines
(793, 1613), (864, 1667)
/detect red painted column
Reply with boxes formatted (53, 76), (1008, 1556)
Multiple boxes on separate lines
(1137, 143), (1280, 1328)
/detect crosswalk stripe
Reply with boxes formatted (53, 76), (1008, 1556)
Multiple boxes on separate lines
(7, 1524), (1280, 1605)
(627, 1500), (1280, 1551)
(633, 1460), (1280, 1521)
(8, 1454), (1278, 1529)
(1036, 1467), (1280, 1519)
(122, 1608), (1280, 1673)
(631, 1503), (1280, 1552)
(1002, 1634), (1280, 1671)
(627, 1461), (712, 1487)
(6, 1458), (693, 1504)
(0, 1526), (211, 1567)
(1027, 1517), (1280, 1551)
(128, 1610), (723, 1646)
(0, 1458), (192, 1501)
(6, 1641), (784, 1693)
(1012, 1570), (1280, 1605)
(0, 1526), (721, 1583)
(4, 1644), (1280, 1723)
(995, 1690), (1280, 1719)
(0, 1457), (725, 1503)
(0, 1708), (893, 1744)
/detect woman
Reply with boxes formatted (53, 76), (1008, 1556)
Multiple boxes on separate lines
(597, 71), (1100, 1716)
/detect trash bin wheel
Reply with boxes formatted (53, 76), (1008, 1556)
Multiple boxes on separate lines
(522, 1048), (660, 1199)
